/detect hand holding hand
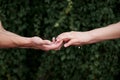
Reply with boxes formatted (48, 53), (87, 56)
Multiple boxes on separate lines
(25, 37), (63, 51)
(56, 31), (92, 47)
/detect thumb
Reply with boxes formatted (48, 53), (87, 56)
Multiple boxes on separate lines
(31, 37), (52, 45)
(64, 39), (76, 47)
(42, 40), (52, 45)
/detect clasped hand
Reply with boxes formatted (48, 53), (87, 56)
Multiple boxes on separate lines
(28, 31), (92, 51)
(0, 21), (92, 50)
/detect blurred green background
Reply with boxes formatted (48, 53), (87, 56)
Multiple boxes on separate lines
(0, 0), (120, 80)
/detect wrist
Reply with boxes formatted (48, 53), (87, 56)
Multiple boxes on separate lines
(17, 37), (32, 48)
(87, 30), (101, 44)
(83, 31), (95, 44)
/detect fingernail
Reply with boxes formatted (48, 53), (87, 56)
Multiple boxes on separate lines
(56, 38), (60, 41)
(64, 44), (67, 47)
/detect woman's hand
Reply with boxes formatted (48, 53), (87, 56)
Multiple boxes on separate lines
(56, 31), (92, 47)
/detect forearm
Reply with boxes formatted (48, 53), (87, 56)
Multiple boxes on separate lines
(0, 30), (31, 48)
(88, 22), (120, 43)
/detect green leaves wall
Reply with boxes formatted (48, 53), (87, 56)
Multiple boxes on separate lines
(0, 0), (120, 80)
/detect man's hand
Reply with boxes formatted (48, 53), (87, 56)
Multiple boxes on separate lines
(26, 37), (63, 51)
(0, 21), (63, 50)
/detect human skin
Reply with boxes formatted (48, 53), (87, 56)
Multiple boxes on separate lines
(0, 21), (62, 51)
(57, 22), (120, 47)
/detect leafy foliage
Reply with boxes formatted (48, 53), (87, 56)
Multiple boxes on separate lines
(0, 0), (120, 80)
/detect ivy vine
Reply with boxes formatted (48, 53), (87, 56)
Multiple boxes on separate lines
(54, 0), (73, 27)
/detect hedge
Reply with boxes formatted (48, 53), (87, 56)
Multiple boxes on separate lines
(0, 0), (120, 80)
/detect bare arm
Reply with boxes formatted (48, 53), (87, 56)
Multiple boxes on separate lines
(0, 30), (31, 48)
(57, 22), (120, 47)
(0, 21), (63, 50)
(89, 22), (120, 43)
(0, 21), (32, 48)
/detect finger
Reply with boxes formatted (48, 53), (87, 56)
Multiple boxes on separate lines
(52, 37), (56, 43)
(56, 32), (68, 41)
(42, 40), (63, 50)
(57, 34), (71, 42)
(54, 40), (63, 50)
(54, 43), (63, 50)
(64, 39), (76, 47)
